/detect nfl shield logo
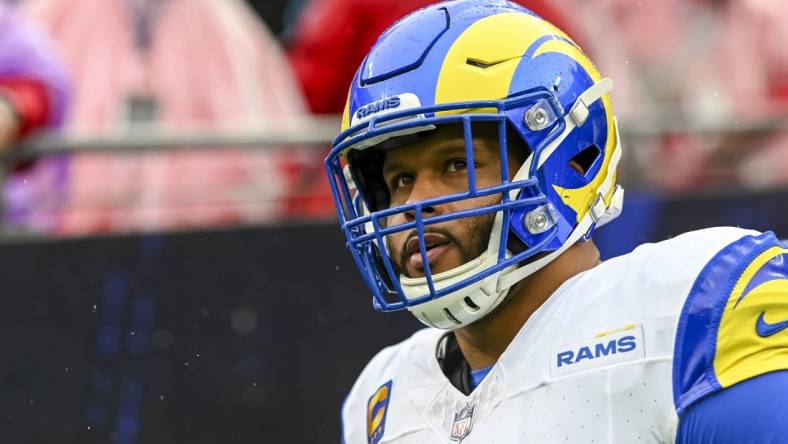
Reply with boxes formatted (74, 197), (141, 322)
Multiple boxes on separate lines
(449, 403), (475, 442)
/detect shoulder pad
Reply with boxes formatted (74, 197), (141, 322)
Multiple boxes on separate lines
(673, 231), (788, 415)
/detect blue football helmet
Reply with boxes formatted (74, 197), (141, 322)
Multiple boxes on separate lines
(325, 0), (624, 329)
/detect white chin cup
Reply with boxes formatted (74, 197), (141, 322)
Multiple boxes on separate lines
(401, 210), (515, 330)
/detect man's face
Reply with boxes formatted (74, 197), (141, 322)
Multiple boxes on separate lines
(380, 125), (524, 279)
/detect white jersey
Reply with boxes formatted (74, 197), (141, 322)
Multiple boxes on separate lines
(341, 227), (770, 443)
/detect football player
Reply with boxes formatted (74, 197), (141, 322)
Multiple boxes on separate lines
(324, 1), (788, 442)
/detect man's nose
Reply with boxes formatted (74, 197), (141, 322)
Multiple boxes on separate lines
(403, 176), (443, 222)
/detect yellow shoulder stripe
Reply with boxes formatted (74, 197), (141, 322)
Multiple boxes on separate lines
(714, 246), (788, 387)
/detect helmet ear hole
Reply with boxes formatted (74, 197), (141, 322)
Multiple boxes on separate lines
(569, 144), (601, 176)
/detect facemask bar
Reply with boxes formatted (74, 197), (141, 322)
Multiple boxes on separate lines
(361, 192), (554, 309)
(326, 89), (570, 311)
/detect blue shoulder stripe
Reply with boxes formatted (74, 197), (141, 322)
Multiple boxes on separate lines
(672, 231), (784, 415)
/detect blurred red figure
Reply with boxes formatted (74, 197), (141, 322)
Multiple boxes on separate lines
(287, 0), (578, 115)
(0, 1), (68, 149)
(21, 0), (320, 235)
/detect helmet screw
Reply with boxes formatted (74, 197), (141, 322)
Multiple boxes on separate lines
(525, 205), (556, 234)
(524, 105), (550, 131)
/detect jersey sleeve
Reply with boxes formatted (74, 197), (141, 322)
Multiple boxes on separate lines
(676, 370), (788, 444)
(672, 231), (788, 416)
(341, 338), (406, 444)
(342, 358), (395, 444)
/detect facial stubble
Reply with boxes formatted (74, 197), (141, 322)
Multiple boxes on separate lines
(385, 212), (497, 279)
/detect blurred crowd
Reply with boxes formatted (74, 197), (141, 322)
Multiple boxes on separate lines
(1, 0), (786, 236)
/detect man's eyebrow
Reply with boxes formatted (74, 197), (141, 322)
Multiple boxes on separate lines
(382, 142), (470, 175)
(382, 159), (404, 177)
(432, 144), (468, 157)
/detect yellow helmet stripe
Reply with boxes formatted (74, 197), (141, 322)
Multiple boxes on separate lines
(341, 88), (352, 132)
(434, 12), (565, 112)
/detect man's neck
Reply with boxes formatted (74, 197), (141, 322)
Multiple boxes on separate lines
(453, 241), (601, 370)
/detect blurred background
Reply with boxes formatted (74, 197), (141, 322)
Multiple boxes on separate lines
(0, 0), (786, 442)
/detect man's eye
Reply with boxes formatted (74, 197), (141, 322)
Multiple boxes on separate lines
(446, 159), (468, 173)
(392, 174), (414, 190)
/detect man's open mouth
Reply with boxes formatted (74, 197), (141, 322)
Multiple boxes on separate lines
(404, 233), (451, 270)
